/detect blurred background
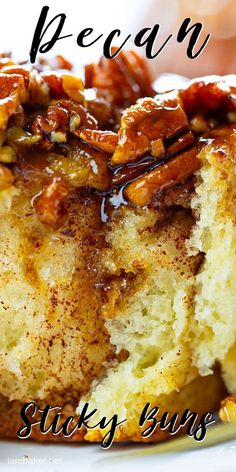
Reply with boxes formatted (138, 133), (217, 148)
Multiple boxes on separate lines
(0, 0), (235, 78)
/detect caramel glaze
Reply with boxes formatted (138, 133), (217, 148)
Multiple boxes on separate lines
(12, 123), (236, 226)
(100, 131), (198, 222)
(102, 123), (236, 220)
(2, 111), (233, 423)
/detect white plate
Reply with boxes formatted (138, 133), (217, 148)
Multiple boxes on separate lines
(1, 439), (236, 472)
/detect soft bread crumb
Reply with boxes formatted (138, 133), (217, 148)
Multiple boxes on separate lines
(78, 207), (199, 441)
(189, 128), (236, 387)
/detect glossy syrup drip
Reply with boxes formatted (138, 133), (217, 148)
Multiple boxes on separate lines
(100, 155), (161, 222)
(100, 129), (197, 222)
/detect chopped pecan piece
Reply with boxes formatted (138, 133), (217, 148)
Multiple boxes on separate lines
(41, 72), (64, 98)
(125, 147), (200, 206)
(0, 73), (27, 101)
(0, 66), (49, 106)
(219, 395), (236, 423)
(0, 96), (21, 133)
(28, 70), (49, 106)
(180, 78), (236, 118)
(60, 100), (98, 131)
(189, 114), (210, 134)
(42, 72), (84, 103)
(31, 99), (98, 147)
(0, 74), (27, 131)
(34, 177), (69, 229)
(86, 97), (115, 129)
(55, 55), (73, 71)
(85, 48), (154, 107)
(78, 129), (118, 153)
(150, 139), (165, 159)
(32, 104), (69, 136)
(62, 74), (84, 103)
(0, 65), (31, 86)
(39, 55), (73, 71)
(111, 92), (188, 165)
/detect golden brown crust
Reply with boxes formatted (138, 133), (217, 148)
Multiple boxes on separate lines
(0, 395), (85, 442)
(0, 370), (226, 443)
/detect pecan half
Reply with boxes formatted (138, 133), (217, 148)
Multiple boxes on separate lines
(32, 104), (70, 136)
(125, 147), (200, 206)
(85, 48), (154, 107)
(31, 99), (98, 147)
(112, 131), (195, 188)
(34, 177), (69, 229)
(61, 99), (98, 131)
(1, 66), (50, 106)
(110, 91), (188, 166)
(180, 77), (236, 118)
(78, 129), (118, 153)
